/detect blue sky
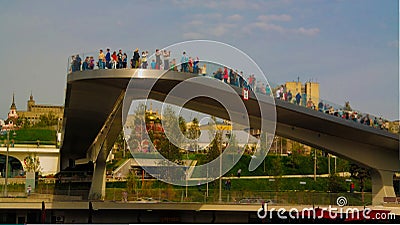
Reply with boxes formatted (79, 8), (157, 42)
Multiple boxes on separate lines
(0, 0), (398, 120)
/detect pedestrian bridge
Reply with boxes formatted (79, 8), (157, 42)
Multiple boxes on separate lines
(60, 68), (399, 205)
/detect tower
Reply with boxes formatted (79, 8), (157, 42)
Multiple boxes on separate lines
(27, 92), (35, 111)
(8, 93), (18, 120)
(5, 93), (19, 129)
(304, 82), (320, 104)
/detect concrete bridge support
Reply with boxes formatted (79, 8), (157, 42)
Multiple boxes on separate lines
(371, 169), (396, 205)
(87, 91), (124, 200)
(89, 155), (107, 200)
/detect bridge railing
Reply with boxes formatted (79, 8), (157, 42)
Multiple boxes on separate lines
(0, 140), (56, 147)
(0, 180), (372, 205)
(267, 81), (391, 131)
(67, 51), (393, 133)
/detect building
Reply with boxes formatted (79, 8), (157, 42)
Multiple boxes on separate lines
(304, 81), (320, 106)
(2, 94), (19, 130)
(17, 93), (64, 125)
(284, 80), (320, 107)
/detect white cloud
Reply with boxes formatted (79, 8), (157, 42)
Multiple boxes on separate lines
(252, 21), (285, 33)
(258, 14), (292, 22)
(182, 13), (238, 38)
(209, 24), (234, 37)
(183, 32), (205, 39)
(172, 0), (267, 10)
(243, 13), (319, 37)
(186, 20), (204, 26)
(227, 14), (243, 22)
(192, 13), (222, 20)
(294, 27), (320, 36)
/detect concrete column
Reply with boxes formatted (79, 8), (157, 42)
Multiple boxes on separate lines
(89, 158), (107, 200)
(371, 169), (396, 205)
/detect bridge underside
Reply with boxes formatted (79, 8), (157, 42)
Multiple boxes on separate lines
(61, 69), (400, 204)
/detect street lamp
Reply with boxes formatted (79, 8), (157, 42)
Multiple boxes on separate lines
(218, 131), (223, 202)
(56, 118), (62, 148)
(3, 129), (16, 197)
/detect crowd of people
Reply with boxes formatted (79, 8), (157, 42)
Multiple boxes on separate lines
(274, 85), (390, 131)
(70, 48), (199, 72)
(69, 48), (273, 95)
(69, 48), (390, 132)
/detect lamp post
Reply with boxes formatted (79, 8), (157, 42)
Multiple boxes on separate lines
(56, 118), (61, 148)
(218, 131), (222, 202)
(313, 149), (317, 181)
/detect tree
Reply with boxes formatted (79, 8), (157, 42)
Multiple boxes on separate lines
(206, 131), (222, 163)
(126, 170), (139, 194)
(24, 154), (42, 173)
(186, 118), (201, 152)
(115, 131), (128, 158)
(349, 163), (370, 204)
(34, 112), (58, 128)
(269, 156), (283, 201)
(157, 106), (183, 164)
(16, 115), (30, 128)
(158, 137), (182, 164)
(127, 103), (148, 152)
(327, 174), (347, 193)
(349, 163), (370, 192)
(178, 116), (187, 137)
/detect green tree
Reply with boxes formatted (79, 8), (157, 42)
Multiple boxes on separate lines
(186, 118), (201, 152)
(206, 131), (222, 163)
(16, 115), (30, 128)
(349, 163), (370, 192)
(23, 154), (42, 173)
(126, 170), (139, 194)
(157, 106), (183, 164)
(34, 112), (58, 128)
(178, 116), (187, 137)
(327, 174), (347, 193)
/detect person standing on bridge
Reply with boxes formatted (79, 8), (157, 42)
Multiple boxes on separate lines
(306, 98), (315, 109)
(239, 71), (245, 88)
(201, 64), (207, 76)
(276, 88), (281, 100)
(98, 49), (105, 69)
(132, 48), (140, 68)
(82, 57), (89, 71)
(163, 50), (170, 70)
(117, 49), (123, 69)
(180, 51), (188, 72)
(141, 51), (148, 69)
(295, 92), (301, 105)
(223, 67), (229, 83)
(287, 90), (293, 102)
(105, 48), (111, 69)
(318, 101), (324, 112)
(155, 49), (162, 70)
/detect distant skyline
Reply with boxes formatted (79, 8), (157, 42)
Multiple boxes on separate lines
(0, 0), (398, 120)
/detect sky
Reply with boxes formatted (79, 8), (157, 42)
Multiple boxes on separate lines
(0, 0), (398, 121)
